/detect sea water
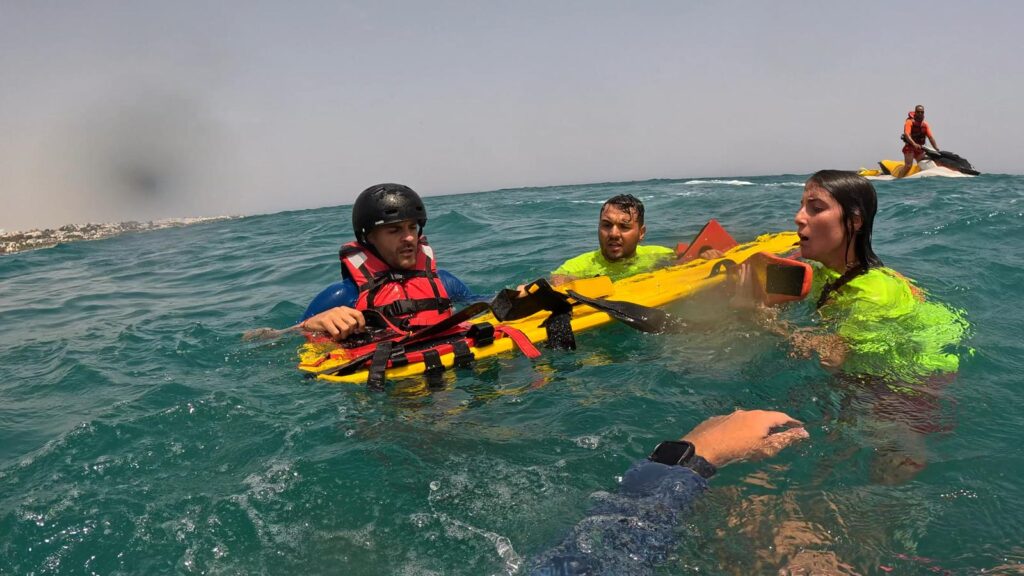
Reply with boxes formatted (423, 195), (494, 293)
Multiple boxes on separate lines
(2, 174), (1022, 574)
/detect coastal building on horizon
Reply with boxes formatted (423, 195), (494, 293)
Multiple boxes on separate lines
(0, 216), (236, 255)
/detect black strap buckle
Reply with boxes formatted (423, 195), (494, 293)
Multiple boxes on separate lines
(422, 349), (444, 374)
(380, 298), (453, 319)
(389, 344), (408, 367)
(366, 340), (394, 390)
(451, 340), (475, 368)
(467, 322), (495, 347)
(422, 349), (445, 388)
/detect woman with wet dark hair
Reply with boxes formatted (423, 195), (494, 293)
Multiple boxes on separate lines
(797, 170), (882, 310)
(738, 170), (967, 380)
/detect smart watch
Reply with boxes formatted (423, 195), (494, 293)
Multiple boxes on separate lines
(649, 440), (695, 466)
(648, 440), (717, 479)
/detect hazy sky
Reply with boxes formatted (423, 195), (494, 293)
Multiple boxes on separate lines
(2, 1), (1021, 230)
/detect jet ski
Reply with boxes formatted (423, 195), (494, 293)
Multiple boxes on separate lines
(858, 146), (980, 180)
(921, 148), (980, 175)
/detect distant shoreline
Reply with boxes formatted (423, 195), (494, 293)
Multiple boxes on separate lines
(0, 216), (238, 255)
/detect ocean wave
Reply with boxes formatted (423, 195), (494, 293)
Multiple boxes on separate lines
(682, 179), (755, 186)
(567, 192), (659, 204)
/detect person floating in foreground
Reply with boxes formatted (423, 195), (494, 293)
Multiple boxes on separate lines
(301, 183), (475, 340)
(896, 104), (939, 178)
(529, 408), (808, 575)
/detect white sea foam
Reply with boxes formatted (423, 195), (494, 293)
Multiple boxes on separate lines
(431, 511), (522, 575)
(670, 189), (704, 197)
(682, 179), (756, 186)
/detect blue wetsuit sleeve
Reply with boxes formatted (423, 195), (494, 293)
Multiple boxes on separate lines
(300, 279), (359, 321)
(437, 269), (479, 303)
(528, 460), (709, 575)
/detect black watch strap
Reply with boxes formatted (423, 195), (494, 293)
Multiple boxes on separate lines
(685, 455), (717, 479)
(648, 440), (717, 479)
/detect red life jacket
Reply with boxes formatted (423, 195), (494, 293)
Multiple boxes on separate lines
(906, 111), (929, 145)
(339, 238), (452, 329)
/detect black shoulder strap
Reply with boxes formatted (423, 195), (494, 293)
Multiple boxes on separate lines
(379, 297), (452, 319)
(421, 252), (447, 312)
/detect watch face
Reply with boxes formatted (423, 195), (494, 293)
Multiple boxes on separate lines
(650, 441), (694, 466)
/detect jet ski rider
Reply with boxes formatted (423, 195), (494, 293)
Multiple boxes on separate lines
(897, 105), (940, 178)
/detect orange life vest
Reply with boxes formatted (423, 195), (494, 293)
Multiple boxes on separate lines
(906, 111), (930, 145)
(338, 238), (452, 329)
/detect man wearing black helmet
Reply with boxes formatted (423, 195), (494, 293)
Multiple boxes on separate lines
(301, 183), (473, 340)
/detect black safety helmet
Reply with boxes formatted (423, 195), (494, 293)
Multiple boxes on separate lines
(351, 183), (427, 245)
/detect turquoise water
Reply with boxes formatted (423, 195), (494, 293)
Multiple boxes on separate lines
(2, 174), (1022, 574)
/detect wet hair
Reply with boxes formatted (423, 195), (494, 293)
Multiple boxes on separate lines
(600, 194), (645, 226)
(806, 170), (883, 270)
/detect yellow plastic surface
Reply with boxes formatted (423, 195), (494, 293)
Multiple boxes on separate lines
(299, 231), (799, 384)
(879, 159), (920, 177)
